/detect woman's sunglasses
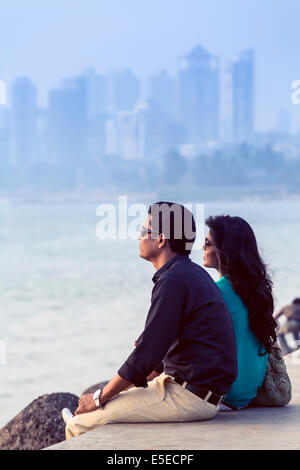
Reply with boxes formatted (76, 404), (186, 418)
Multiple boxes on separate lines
(204, 238), (213, 248)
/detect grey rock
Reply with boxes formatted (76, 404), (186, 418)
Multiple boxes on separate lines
(0, 392), (79, 450)
(82, 381), (109, 395)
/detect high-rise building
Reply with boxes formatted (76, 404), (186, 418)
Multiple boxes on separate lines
(84, 68), (108, 120)
(117, 110), (144, 160)
(83, 68), (109, 158)
(105, 119), (119, 156)
(232, 49), (255, 143)
(105, 107), (144, 160)
(178, 45), (220, 145)
(47, 77), (88, 166)
(148, 70), (175, 118)
(36, 108), (48, 164)
(220, 60), (233, 143)
(11, 77), (37, 166)
(105, 101), (184, 160)
(109, 69), (141, 112)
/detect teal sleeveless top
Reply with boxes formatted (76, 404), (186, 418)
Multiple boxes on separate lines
(217, 276), (268, 408)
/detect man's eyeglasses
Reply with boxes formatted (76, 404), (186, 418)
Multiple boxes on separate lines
(140, 226), (161, 238)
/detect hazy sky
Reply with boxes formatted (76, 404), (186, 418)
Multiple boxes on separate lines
(1, 0), (300, 131)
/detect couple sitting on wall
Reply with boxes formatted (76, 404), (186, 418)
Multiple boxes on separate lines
(63, 201), (279, 440)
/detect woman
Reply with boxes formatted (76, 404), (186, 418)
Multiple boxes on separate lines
(203, 215), (278, 409)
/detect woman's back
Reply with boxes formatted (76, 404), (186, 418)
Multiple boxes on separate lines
(217, 276), (268, 408)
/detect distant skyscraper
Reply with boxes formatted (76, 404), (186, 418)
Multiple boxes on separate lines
(232, 49), (255, 143)
(109, 69), (141, 112)
(105, 119), (119, 156)
(83, 68), (109, 158)
(148, 70), (175, 118)
(178, 45), (220, 145)
(84, 68), (108, 120)
(220, 60), (233, 143)
(105, 101), (184, 160)
(11, 77), (37, 165)
(117, 110), (144, 160)
(47, 77), (88, 165)
(105, 107), (144, 160)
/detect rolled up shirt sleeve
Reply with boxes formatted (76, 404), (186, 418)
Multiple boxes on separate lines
(118, 277), (184, 387)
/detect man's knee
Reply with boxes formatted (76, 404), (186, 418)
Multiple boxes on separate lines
(65, 415), (87, 440)
(65, 420), (77, 440)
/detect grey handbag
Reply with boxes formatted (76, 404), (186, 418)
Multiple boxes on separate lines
(250, 345), (292, 407)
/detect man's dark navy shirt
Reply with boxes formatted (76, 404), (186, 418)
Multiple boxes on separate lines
(118, 255), (237, 395)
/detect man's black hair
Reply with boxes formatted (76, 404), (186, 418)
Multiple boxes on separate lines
(292, 298), (300, 306)
(148, 201), (196, 255)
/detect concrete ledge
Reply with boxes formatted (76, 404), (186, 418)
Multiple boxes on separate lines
(46, 354), (300, 450)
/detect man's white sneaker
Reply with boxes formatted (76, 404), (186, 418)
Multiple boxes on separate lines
(61, 408), (74, 424)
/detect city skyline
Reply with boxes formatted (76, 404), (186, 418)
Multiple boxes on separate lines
(1, 36), (299, 197)
(1, 0), (300, 133)
(1, 46), (295, 138)
(1, 43), (258, 169)
(0, 39), (299, 197)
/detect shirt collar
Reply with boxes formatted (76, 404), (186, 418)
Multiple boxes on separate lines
(152, 254), (190, 284)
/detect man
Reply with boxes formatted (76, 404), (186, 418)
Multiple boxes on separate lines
(275, 298), (300, 354)
(63, 202), (237, 439)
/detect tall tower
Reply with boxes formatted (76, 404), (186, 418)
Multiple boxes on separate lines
(178, 45), (220, 145)
(220, 60), (233, 143)
(83, 68), (109, 158)
(11, 77), (37, 166)
(84, 68), (108, 120)
(232, 49), (255, 143)
(148, 69), (175, 118)
(109, 69), (141, 113)
(47, 77), (88, 166)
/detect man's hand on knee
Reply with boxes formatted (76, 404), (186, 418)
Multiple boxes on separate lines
(75, 393), (98, 415)
(75, 374), (133, 416)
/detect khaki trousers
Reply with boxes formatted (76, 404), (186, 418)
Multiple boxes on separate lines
(66, 373), (219, 440)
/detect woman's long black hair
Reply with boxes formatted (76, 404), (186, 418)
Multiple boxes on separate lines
(205, 215), (278, 354)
